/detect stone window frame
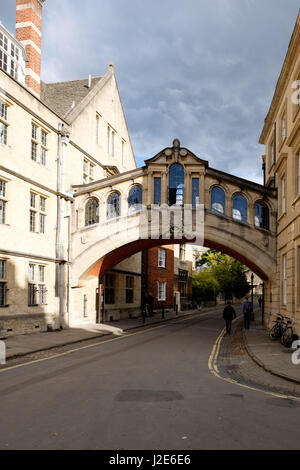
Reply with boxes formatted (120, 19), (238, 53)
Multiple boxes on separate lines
(31, 121), (49, 166)
(157, 281), (167, 302)
(0, 99), (9, 145)
(107, 124), (116, 157)
(0, 30), (22, 81)
(282, 254), (287, 307)
(29, 191), (47, 234)
(28, 262), (47, 307)
(0, 258), (9, 308)
(0, 177), (8, 225)
(83, 157), (95, 184)
(105, 273), (115, 305)
(158, 248), (167, 268)
(125, 276), (134, 304)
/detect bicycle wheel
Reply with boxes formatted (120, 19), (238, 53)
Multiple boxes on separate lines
(269, 324), (280, 340)
(281, 327), (294, 348)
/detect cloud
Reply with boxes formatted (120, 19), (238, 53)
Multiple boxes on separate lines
(1, 0), (299, 183)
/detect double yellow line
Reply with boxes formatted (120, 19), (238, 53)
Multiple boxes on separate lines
(208, 317), (300, 402)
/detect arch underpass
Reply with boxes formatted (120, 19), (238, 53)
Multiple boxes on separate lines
(70, 139), (278, 323)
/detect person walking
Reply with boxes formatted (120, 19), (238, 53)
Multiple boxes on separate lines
(243, 297), (252, 330)
(258, 296), (262, 309)
(223, 301), (237, 335)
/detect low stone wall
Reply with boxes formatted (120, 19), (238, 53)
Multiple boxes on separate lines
(0, 313), (47, 338)
(104, 307), (141, 322)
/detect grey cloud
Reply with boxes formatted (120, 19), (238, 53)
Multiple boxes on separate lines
(1, 0), (299, 183)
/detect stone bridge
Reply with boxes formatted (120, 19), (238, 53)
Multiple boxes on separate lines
(70, 140), (277, 311)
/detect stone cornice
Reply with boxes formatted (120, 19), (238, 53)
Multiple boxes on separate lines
(259, 12), (300, 144)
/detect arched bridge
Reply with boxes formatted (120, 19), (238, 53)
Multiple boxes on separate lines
(70, 140), (277, 295)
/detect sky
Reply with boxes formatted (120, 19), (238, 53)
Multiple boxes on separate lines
(1, 0), (299, 183)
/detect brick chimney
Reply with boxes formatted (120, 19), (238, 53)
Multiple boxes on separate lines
(15, 0), (46, 96)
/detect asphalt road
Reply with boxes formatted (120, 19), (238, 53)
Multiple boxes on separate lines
(0, 310), (300, 450)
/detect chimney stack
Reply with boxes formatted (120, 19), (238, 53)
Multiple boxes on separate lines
(15, 0), (46, 96)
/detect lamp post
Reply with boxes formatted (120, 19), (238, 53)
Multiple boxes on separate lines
(251, 273), (254, 321)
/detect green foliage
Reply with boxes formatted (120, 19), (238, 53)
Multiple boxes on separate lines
(192, 271), (220, 303)
(194, 250), (250, 300)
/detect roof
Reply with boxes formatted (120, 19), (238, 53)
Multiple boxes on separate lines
(40, 76), (102, 119)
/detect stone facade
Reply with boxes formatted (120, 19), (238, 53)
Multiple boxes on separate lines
(0, 3), (141, 336)
(259, 12), (300, 335)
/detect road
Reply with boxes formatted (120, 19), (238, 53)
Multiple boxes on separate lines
(0, 310), (300, 450)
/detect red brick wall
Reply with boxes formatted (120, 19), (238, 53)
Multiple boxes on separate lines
(15, 0), (44, 95)
(144, 245), (174, 309)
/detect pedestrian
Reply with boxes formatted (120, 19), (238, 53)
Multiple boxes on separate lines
(142, 291), (154, 317)
(258, 296), (262, 309)
(243, 297), (252, 329)
(223, 301), (237, 335)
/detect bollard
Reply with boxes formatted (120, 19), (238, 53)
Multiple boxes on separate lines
(162, 307), (165, 320)
(0, 341), (6, 365)
(175, 305), (178, 316)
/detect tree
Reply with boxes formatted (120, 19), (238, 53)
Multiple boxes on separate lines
(196, 250), (250, 300)
(192, 271), (220, 303)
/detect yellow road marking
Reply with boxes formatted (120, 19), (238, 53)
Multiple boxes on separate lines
(0, 310), (213, 374)
(208, 316), (300, 403)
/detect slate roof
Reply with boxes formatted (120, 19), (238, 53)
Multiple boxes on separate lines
(40, 76), (102, 119)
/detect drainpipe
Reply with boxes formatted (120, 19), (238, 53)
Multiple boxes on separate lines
(262, 162), (266, 187)
(56, 124), (70, 330)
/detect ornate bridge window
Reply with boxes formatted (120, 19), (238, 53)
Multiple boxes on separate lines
(154, 177), (161, 206)
(211, 187), (225, 215)
(168, 163), (184, 206)
(192, 178), (199, 208)
(128, 185), (143, 213)
(85, 198), (99, 226)
(232, 194), (248, 223)
(255, 201), (270, 230)
(107, 192), (121, 219)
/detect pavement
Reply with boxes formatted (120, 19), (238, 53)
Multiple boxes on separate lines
(2, 305), (226, 360)
(243, 313), (300, 385)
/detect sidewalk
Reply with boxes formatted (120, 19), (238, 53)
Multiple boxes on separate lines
(243, 318), (300, 385)
(2, 304), (225, 361)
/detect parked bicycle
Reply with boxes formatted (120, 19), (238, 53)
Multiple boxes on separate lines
(280, 318), (295, 348)
(269, 314), (285, 340)
(269, 314), (298, 348)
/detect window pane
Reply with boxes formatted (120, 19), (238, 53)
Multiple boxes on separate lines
(0, 200), (5, 224)
(0, 260), (6, 279)
(39, 265), (45, 282)
(211, 187), (225, 215)
(40, 197), (46, 212)
(0, 282), (7, 307)
(39, 214), (45, 233)
(107, 192), (120, 219)
(154, 177), (161, 205)
(29, 264), (35, 282)
(233, 194), (247, 223)
(30, 211), (36, 232)
(192, 178), (199, 207)
(0, 179), (6, 197)
(128, 185), (143, 212)
(31, 141), (37, 161)
(0, 101), (7, 120)
(30, 193), (36, 208)
(255, 202), (269, 230)
(0, 122), (7, 144)
(85, 198), (99, 226)
(168, 163), (184, 206)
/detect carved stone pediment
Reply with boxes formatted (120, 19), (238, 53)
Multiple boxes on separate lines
(145, 139), (209, 168)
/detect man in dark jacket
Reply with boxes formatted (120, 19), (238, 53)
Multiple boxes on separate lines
(223, 301), (237, 335)
(243, 297), (252, 329)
